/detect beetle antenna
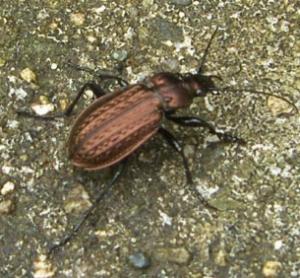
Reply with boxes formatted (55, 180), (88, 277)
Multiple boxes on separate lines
(217, 87), (299, 114)
(198, 27), (219, 74)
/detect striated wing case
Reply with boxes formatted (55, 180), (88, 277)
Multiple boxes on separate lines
(68, 84), (163, 170)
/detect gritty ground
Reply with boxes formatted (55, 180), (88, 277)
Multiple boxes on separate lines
(1, 1), (300, 277)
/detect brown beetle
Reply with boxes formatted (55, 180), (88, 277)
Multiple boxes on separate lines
(68, 72), (242, 172)
(17, 29), (297, 254)
(22, 29), (243, 175)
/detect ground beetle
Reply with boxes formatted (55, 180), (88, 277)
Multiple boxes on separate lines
(17, 29), (297, 255)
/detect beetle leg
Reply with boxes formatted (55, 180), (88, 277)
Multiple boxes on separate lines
(47, 160), (127, 256)
(159, 127), (217, 210)
(166, 115), (246, 145)
(64, 82), (107, 116)
(66, 62), (129, 87)
(16, 110), (65, 120)
(17, 82), (107, 119)
(96, 74), (128, 87)
(159, 127), (192, 184)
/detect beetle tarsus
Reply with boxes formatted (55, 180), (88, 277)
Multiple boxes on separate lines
(192, 189), (219, 211)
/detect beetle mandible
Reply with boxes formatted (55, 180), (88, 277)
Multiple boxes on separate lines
(17, 28), (297, 255)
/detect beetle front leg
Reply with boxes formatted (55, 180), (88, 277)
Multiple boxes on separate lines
(17, 82), (107, 120)
(47, 160), (127, 256)
(166, 115), (245, 145)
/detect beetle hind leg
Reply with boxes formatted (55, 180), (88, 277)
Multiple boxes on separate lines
(47, 160), (127, 256)
(159, 127), (193, 184)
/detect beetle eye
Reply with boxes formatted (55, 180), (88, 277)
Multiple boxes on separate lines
(196, 89), (203, 96)
(164, 96), (172, 103)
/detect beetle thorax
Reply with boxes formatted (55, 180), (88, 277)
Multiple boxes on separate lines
(148, 72), (193, 111)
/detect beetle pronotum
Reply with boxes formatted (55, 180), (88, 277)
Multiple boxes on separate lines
(18, 28), (297, 255)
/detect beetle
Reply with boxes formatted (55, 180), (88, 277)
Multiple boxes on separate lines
(17, 29), (297, 255)
(67, 67), (244, 172)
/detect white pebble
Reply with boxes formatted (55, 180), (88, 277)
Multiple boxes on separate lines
(1, 181), (15, 195)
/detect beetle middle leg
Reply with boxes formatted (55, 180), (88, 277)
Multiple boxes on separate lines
(166, 115), (246, 145)
(158, 127), (217, 210)
(47, 160), (127, 256)
(159, 127), (192, 184)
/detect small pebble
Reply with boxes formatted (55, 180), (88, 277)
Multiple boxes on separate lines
(33, 255), (56, 278)
(48, 21), (58, 31)
(31, 103), (54, 116)
(267, 96), (293, 116)
(159, 210), (172, 226)
(86, 34), (97, 43)
(59, 99), (68, 111)
(50, 63), (57, 70)
(64, 185), (92, 214)
(214, 249), (227, 266)
(92, 6), (106, 14)
(70, 12), (85, 26)
(262, 261), (282, 277)
(0, 199), (15, 214)
(128, 252), (151, 269)
(20, 68), (37, 83)
(9, 87), (28, 100)
(112, 50), (128, 62)
(273, 240), (283, 251)
(1, 181), (15, 195)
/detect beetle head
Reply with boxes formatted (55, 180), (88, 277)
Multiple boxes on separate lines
(183, 73), (218, 97)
